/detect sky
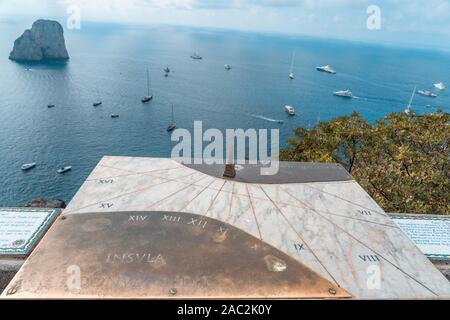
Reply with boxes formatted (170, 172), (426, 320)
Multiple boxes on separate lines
(1, 0), (450, 49)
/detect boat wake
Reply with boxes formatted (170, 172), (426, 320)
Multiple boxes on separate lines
(250, 114), (284, 124)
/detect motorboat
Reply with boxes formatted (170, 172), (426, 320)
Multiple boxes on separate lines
(316, 65), (336, 74)
(48, 104), (55, 108)
(57, 166), (72, 174)
(93, 102), (102, 107)
(21, 163), (36, 171)
(285, 105), (295, 116)
(224, 64), (232, 70)
(418, 90), (437, 98)
(434, 82), (446, 90)
(111, 114), (119, 118)
(334, 90), (353, 98)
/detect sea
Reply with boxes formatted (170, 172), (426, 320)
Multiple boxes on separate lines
(0, 20), (449, 207)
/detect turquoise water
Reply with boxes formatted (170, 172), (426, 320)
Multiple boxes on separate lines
(0, 21), (449, 206)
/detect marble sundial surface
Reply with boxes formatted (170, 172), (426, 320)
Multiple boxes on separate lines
(5, 156), (450, 299)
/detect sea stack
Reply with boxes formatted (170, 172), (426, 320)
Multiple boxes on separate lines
(9, 19), (69, 62)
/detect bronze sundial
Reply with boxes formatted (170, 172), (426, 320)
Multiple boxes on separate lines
(4, 211), (349, 299)
(4, 156), (449, 299)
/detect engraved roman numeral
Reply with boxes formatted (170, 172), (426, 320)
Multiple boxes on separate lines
(187, 218), (208, 229)
(359, 255), (380, 262)
(162, 215), (181, 223)
(99, 179), (114, 184)
(128, 215), (147, 222)
(294, 243), (305, 252)
(218, 226), (227, 234)
(100, 203), (114, 209)
(358, 210), (372, 216)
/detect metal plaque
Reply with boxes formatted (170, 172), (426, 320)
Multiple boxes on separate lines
(0, 208), (60, 257)
(4, 211), (350, 299)
(391, 214), (450, 261)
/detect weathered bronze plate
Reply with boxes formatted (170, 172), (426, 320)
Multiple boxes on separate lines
(4, 211), (351, 299)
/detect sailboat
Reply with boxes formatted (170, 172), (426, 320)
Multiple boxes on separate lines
(142, 68), (153, 103)
(289, 52), (295, 80)
(93, 89), (102, 106)
(405, 86), (416, 115)
(191, 53), (203, 60)
(167, 104), (176, 132)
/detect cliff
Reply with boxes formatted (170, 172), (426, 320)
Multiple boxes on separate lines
(9, 20), (69, 62)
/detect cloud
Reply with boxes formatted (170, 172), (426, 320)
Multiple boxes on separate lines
(0, 0), (449, 47)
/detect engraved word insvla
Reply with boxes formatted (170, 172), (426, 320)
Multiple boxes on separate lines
(106, 253), (165, 265)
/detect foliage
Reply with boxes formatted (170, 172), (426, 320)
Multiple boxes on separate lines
(280, 111), (449, 215)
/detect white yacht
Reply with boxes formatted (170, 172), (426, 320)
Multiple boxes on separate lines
(405, 86), (416, 115)
(316, 65), (336, 74)
(434, 82), (446, 91)
(21, 163), (36, 171)
(57, 166), (72, 174)
(285, 105), (295, 116)
(334, 90), (353, 98)
(224, 64), (232, 70)
(418, 90), (437, 98)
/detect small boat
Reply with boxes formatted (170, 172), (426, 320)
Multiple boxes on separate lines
(164, 67), (170, 77)
(167, 124), (176, 132)
(334, 90), (353, 98)
(316, 65), (336, 74)
(224, 64), (232, 70)
(167, 104), (176, 132)
(57, 166), (72, 174)
(142, 68), (153, 103)
(285, 105), (295, 116)
(288, 52), (295, 80)
(405, 86), (416, 115)
(190, 53), (203, 60)
(48, 104), (55, 108)
(111, 114), (119, 118)
(434, 82), (446, 91)
(93, 102), (102, 107)
(418, 90), (437, 98)
(21, 163), (36, 171)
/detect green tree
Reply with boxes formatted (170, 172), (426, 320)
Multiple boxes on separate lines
(281, 111), (449, 215)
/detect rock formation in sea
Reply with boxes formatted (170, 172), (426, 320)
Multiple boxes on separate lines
(9, 19), (69, 62)
(25, 199), (67, 209)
